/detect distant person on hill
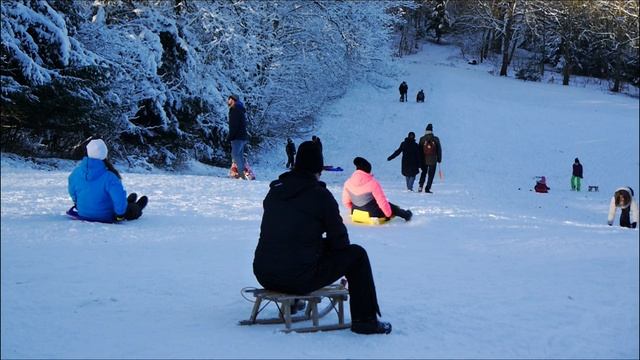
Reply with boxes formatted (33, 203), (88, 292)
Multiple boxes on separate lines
(534, 176), (550, 193)
(343, 157), (412, 221)
(387, 132), (421, 191)
(416, 90), (425, 103)
(285, 138), (296, 169)
(399, 81), (408, 102)
(417, 123), (442, 193)
(311, 135), (323, 154)
(68, 137), (148, 223)
(571, 158), (583, 191)
(253, 141), (392, 334)
(607, 187), (638, 228)
(228, 94), (255, 180)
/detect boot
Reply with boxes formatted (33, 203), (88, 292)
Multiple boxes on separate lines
(136, 196), (148, 211)
(290, 299), (305, 315)
(351, 320), (392, 335)
(127, 193), (138, 203)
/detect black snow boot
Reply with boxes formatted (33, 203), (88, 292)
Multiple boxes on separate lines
(136, 196), (148, 211)
(127, 193), (138, 203)
(351, 320), (392, 335)
(290, 299), (306, 315)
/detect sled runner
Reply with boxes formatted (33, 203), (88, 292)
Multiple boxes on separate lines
(350, 209), (390, 225)
(238, 283), (350, 333)
(323, 166), (343, 172)
(66, 207), (116, 224)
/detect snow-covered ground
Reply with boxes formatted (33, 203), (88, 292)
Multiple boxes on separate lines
(1, 42), (638, 359)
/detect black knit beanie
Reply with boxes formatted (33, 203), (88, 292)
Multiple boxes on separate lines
(353, 157), (372, 174)
(295, 141), (323, 174)
(426, 123), (433, 131)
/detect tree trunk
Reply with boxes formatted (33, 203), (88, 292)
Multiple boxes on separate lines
(499, 1), (515, 76)
(562, 62), (571, 85)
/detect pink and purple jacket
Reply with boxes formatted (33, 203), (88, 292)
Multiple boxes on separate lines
(342, 170), (392, 217)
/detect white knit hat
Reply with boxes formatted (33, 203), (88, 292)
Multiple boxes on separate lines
(86, 139), (108, 160)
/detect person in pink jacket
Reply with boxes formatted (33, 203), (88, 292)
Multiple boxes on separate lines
(342, 157), (412, 221)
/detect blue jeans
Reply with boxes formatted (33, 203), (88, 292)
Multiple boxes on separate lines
(231, 140), (247, 170)
(405, 176), (416, 191)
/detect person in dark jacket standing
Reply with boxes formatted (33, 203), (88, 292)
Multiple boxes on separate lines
(227, 94), (249, 178)
(398, 81), (408, 102)
(571, 158), (583, 191)
(387, 132), (421, 191)
(253, 141), (392, 335)
(285, 138), (296, 169)
(417, 123), (442, 193)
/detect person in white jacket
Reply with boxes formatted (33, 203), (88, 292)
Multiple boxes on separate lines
(607, 187), (638, 229)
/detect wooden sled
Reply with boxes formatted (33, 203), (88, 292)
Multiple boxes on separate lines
(238, 284), (350, 333)
(351, 209), (389, 225)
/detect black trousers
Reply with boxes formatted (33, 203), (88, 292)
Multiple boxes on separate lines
(620, 207), (631, 228)
(286, 154), (295, 168)
(256, 244), (381, 321)
(355, 201), (410, 220)
(419, 163), (437, 191)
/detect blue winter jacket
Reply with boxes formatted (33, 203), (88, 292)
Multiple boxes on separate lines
(68, 157), (128, 222)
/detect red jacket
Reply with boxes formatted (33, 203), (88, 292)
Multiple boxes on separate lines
(342, 170), (392, 217)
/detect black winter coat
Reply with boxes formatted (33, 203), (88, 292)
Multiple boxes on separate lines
(228, 101), (248, 141)
(253, 170), (350, 290)
(572, 163), (583, 178)
(388, 137), (420, 176)
(286, 141), (296, 156)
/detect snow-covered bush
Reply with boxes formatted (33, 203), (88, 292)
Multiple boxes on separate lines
(1, 0), (397, 168)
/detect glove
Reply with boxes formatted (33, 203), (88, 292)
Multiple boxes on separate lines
(387, 156), (392, 161)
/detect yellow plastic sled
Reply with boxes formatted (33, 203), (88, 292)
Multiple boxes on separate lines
(350, 209), (390, 225)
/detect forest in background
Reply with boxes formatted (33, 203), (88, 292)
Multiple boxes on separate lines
(1, 0), (638, 169)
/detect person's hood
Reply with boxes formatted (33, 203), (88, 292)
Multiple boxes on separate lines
(347, 170), (375, 188)
(615, 186), (634, 196)
(79, 157), (107, 181)
(403, 137), (416, 144)
(233, 100), (246, 113)
(268, 170), (325, 200)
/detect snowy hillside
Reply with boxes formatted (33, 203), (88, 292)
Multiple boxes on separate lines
(1, 42), (638, 359)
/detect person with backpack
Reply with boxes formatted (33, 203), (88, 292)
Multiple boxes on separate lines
(607, 187), (638, 228)
(285, 138), (296, 169)
(398, 81), (408, 102)
(571, 158), (583, 191)
(68, 137), (148, 223)
(387, 132), (421, 191)
(417, 123), (442, 193)
(342, 157), (412, 221)
(253, 142), (392, 334)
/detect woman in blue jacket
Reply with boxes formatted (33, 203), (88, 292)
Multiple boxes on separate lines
(68, 138), (147, 223)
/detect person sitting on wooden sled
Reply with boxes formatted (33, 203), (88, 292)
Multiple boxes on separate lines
(342, 157), (412, 222)
(68, 137), (148, 223)
(253, 141), (392, 334)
